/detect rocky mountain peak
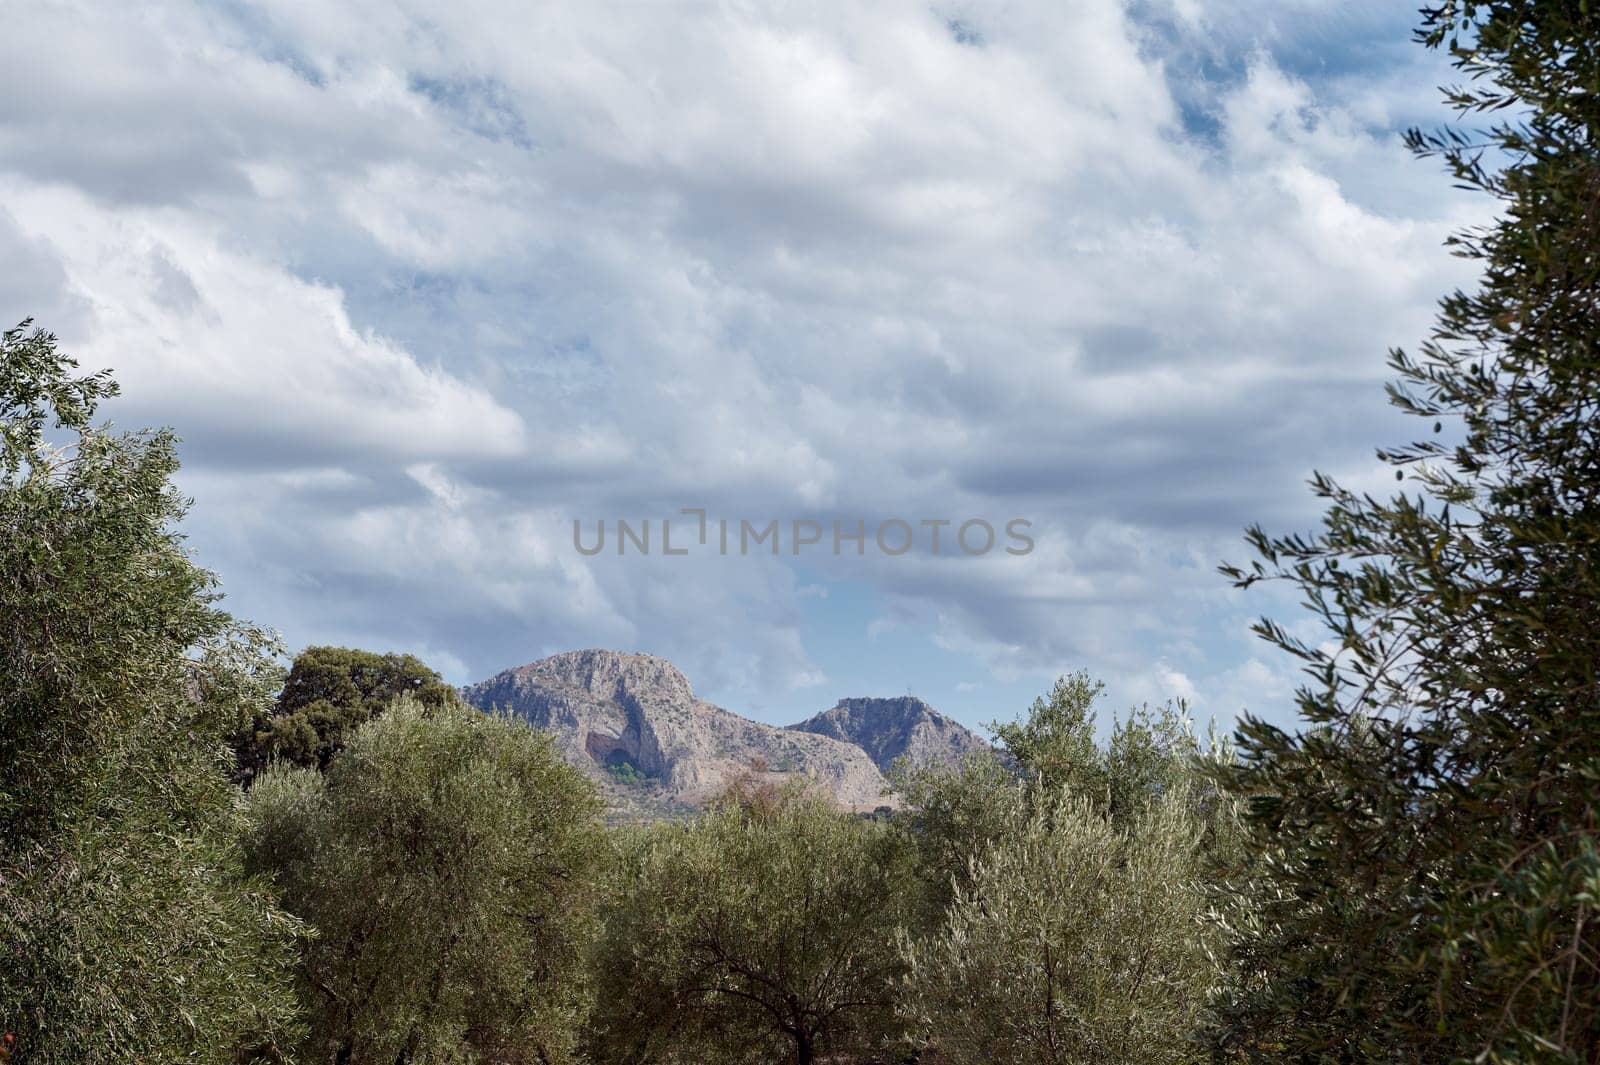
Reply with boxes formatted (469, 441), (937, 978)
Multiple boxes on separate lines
(504, 649), (694, 706)
(788, 695), (988, 774)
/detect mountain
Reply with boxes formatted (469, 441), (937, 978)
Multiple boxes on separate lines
(787, 695), (989, 775)
(463, 650), (891, 818)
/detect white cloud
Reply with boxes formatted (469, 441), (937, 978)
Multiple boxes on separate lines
(0, 0), (1482, 721)
(1, 180), (524, 464)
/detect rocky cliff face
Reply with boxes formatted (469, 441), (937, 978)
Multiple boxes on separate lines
(787, 695), (988, 774)
(463, 650), (892, 816)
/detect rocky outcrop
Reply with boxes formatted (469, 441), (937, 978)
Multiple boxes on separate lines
(464, 650), (891, 815)
(787, 695), (988, 775)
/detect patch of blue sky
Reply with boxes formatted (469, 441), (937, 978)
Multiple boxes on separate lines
(731, 567), (1049, 734)
(945, 17), (984, 48)
(207, 0), (328, 88)
(407, 74), (535, 150)
(1131, 3), (1446, 147)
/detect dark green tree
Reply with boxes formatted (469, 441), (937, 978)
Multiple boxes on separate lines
(0, 322), (303, 1063)
(244, 697), (605, 1064)
(1212, 4), (1600, 1061)
(237, 644), (462, 780)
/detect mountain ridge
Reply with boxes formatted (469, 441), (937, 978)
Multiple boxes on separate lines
(787, 694), (989, 775)
(462, 650), (986, 817)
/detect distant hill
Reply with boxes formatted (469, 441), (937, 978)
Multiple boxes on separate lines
(787, 695), (989, 775)
(463, 650), (891, 818)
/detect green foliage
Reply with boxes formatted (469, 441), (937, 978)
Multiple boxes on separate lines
(607, 758), (645, 785)
(897, 679), (1241, 1063)
(588, 780), (917, 1065)
(1212, 4), (1600, 1061)
(244, 696), (605, 1064)
(889, 749), (1023, 924)
(1, 321), (216, 838)
(0, 322), (304, 1063)
(904, 791), (1218, 1065)
(990, 672), (1104, 795)
(992, 673), (1225, 828)
(238, 645), (462, 780)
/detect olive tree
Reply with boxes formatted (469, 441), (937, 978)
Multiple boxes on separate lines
(245, 697), (605, 1064)
(904, 791), (1217, 1065)
(589, 781), (917, 1065)
(0, 322), (303, 1063)
(899, 680), (1238, 1065)
(1211, 4), (1600, 1060)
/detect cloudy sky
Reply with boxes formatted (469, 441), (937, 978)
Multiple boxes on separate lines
(1, 0), (1483, 732)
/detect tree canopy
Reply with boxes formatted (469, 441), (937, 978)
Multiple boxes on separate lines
(0, 322), (302, 1063)
(1212, 3), (1600, 1060)
(237, 644), (463, 781)
(897, 681), (1238, 1065)
(589, 780), (917, 1065)
(244, 696), (605, 1064)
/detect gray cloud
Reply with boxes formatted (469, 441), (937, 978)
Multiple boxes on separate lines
(0, 0), (1481, 723)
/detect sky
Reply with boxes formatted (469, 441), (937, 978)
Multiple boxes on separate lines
(0, 0), (1486, 735)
